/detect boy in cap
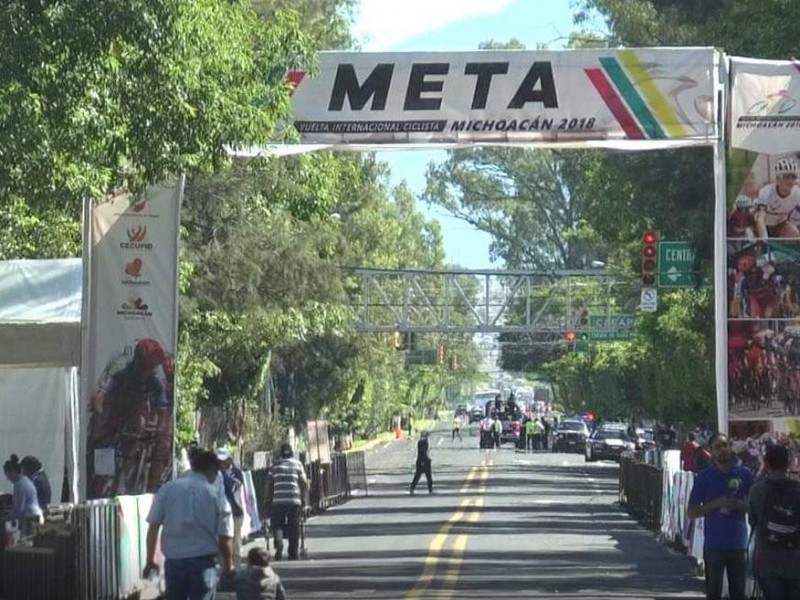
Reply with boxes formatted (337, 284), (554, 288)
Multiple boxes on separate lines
(222, 547), (288, 600)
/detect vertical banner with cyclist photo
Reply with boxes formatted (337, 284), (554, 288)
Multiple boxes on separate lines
(83, 180), (183, 499)
(727, 57), (800, 462)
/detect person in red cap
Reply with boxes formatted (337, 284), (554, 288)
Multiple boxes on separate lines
(89, 338), (174, 496)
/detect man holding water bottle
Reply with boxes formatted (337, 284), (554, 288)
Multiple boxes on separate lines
(687, 438), (754, 600)
(144, 448), (234, 599)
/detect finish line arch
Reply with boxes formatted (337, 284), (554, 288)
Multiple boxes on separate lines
(84, 47), (800, 498)
(264, 47), (729, 438)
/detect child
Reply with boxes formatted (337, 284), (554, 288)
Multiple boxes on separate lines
(231, 547), (287, 600)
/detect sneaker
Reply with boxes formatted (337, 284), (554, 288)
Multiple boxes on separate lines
(409, 488), (415, 495)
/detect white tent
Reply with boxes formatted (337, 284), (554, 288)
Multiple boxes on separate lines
(0, 259), (81, 500)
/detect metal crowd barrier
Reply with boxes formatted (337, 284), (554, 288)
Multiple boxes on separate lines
(252, 450), (365, 518)
(619, 455), (664, 531)
(345, 450), (369, 496)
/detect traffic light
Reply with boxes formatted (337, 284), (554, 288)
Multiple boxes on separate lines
(579, 332), (590, 342)
(642, 231), (658, 286)
(579, 308), (589, 326)
(565, 330), (576, 352)
(437, 343), (445, 365)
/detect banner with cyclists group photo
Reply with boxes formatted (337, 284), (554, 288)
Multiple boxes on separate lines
(726, 57), (800, 467)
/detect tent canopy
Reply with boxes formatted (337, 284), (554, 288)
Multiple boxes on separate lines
(0, 258), (81, 499)
(0, 258), (82, 367)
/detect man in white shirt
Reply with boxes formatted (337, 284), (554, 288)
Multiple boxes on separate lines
(145, 448), (233, 600)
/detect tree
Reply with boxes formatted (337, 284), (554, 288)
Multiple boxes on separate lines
(575, 0), (800, 58)
(0, 0), (315, 209)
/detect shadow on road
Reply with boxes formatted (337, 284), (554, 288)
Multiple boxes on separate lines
(272, 451), (701, 599)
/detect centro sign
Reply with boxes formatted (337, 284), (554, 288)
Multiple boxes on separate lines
(658, 241), (696, 288)
(289, 49), (716, 145)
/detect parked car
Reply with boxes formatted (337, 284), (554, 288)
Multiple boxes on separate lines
(585, 426), (636, 462)
(635, 427), (656, 451)
(468, 407), (485, 423)
(552, 419), (590, 453)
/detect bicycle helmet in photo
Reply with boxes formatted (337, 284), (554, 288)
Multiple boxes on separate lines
(774, 157), (798, 177)
(734, 194), (753, 209)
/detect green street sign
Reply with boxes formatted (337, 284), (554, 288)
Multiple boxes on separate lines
(658, 241), (696, 288)
(574, 340), (591, 353)
(588, 314), (634, 341)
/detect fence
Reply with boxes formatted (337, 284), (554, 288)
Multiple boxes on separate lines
(618, 454), (664, 531)
(252, 450), (367, 517)
(2, 449), (369, 599)
(345, 450), (368, 496)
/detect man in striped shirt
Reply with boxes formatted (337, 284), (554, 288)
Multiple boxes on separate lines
(267, 443), (308, 561)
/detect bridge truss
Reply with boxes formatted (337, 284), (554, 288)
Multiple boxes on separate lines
(350, 267), (640, 338)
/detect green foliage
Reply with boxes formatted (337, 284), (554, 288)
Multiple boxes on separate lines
(0, 0), (315, 208)
(575, 0), (800, 58)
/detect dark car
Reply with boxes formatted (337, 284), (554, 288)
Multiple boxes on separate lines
(552, 419), (590, 453)
(500, 415), (523, 447)
(468, 407), (485, 423)
(585, 426), (636, 462)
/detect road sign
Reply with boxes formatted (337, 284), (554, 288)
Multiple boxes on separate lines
(640, 287), (658, 312)
(658, 241), (696, 288)
(588, 314), (634, 341)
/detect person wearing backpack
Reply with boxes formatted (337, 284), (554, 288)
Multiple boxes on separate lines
(748, 444), (800, 600)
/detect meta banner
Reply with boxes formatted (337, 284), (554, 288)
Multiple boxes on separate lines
(83, 181), (182, 499)
(289, 48), (717, 145)
(730, 57), (800, 154)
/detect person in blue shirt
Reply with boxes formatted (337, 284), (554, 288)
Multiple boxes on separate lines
(21, 456), (51, 511)
(688, 440), (754, 600)
(145, 448), (233, 600)
(3, 454), (42, 535)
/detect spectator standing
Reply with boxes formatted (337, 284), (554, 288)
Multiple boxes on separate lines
(541, 416), (551, 450)
(144, 448), (233, 600)
(21, 456), (51, 511)
(451, 416), (462, 442)
(479, 415), (492, 449)
(681, 433), (700, 472)
(218, 448), (246, 562)
(3, 454), (42, 535)
(748, 445), (800, 600)
(266, 443), (308, 561)
(524, 418), (537, 453)
(492, 415), (502, 450)
(687, 441), (753, 600)
(410, 432), (433, 495)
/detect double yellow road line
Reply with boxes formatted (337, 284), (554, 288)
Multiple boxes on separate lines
(406, 461), (490, 599)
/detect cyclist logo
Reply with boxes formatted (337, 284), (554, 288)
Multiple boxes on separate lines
(746, 89), (798, 116)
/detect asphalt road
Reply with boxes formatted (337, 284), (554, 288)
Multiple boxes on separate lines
(268, 423), (704, 600)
